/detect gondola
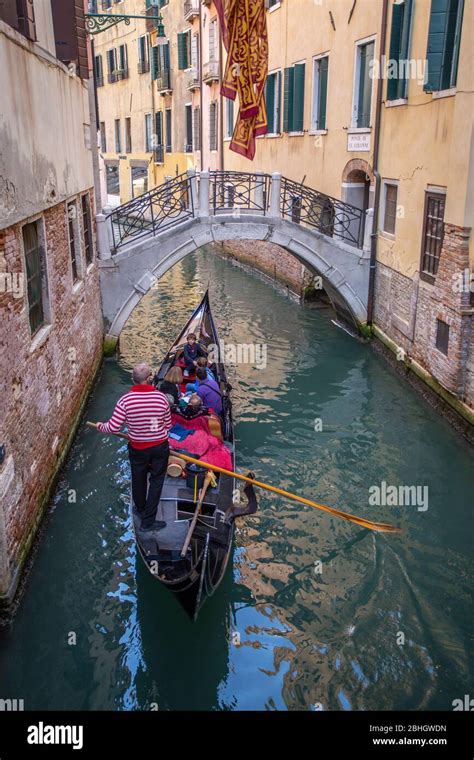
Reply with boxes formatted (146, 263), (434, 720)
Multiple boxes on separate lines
(131, 291), (257, 621)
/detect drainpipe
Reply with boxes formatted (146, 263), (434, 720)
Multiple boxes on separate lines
(366, 0), (389, 325)
(199, 6), (204, 171)
(218, 22), (224, 172)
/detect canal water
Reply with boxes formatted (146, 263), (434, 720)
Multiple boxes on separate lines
(1, 248), (472, 711)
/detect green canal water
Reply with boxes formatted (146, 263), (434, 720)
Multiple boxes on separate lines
(1, 249), (473, 711)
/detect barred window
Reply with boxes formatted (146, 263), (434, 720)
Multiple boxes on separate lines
(420, 192), (445, 281)
(23, 220), (49, 335)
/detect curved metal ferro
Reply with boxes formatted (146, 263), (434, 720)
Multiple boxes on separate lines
(85, 14), (162, 36)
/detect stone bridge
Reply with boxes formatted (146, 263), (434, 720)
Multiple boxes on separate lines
(96, 170), (373, 336)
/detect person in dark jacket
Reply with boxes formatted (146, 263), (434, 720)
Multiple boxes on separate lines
(195, 367), (222, 414)
(183, 333), (207, 376)
(158, 366), (182, 405)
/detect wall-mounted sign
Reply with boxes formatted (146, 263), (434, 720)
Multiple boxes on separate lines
(347, 132), (371, 152)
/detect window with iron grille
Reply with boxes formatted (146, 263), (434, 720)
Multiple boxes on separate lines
(382, 182), (398, 235)
(420, 192), (446, 282)
(436, 319), (449, 355)
(81, 194), (94, 266)
(125, 117), (132, 153)
(193, 106), (201, 151)
(23, 219), (48, 336)
(67, 201), (80, 283)
(100, 122), (107, 152)
(209, 101), (218, 151)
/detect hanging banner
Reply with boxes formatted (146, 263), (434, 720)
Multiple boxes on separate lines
(215, 0), (268, 160)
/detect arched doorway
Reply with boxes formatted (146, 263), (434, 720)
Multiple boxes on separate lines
(341, 159), (375, 247)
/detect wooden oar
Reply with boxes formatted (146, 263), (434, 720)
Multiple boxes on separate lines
(181, 470), (213, 558)
(86, 422), (400, 534)
(169, 453), (401, 534)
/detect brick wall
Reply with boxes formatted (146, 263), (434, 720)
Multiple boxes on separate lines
(373, 223), (473, 409)
(0, 191), (103, 602)
(218, 239), (313, 295)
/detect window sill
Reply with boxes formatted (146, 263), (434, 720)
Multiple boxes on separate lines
(380, 230), (396, 241)
(268, 2), (281, 12)
(266, 133), (282, 138)
(223, 137), (232, 142)
(288, 131), (304, 137)
(308, 129), (328, 135)
(432, 88), (456, 100)
(385, 98), (408, 108)
(420, 271), (436, 285)
(348, 127), (372, 134)
(29, 324), (52, 354)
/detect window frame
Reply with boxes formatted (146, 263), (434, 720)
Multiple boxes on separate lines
(114, 119), (122, 153)
(266, 69), (282, 136)
(22, 217), (50, 337)
(67, 200), (82, 285)
(81, 193), (94, 268)
(381, 179), (399, 237)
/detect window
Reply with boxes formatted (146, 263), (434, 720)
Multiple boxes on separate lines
(155, 111), (164, 162)
(0, 0), (36, 41)
(387, 0), (413, 100)
(125, 117), (132, 153)
(100, 122), (107, 152)
(382, 182), (398, 235)
(131, 166), (148, 198)
(94, 55), (104, 87)
(424, 0), (465, 91)
(145, 113), (153, 152)
(67, 201), (80, 283)
(106, 164), (120, 197)
(311, 56), (328, 130)
(193, 106), (201, 151)
(138, 35), (149, 74)
(353, 40), (375, 128)
(420, 192), (446, 281)
(436, 319), (450, 355)
(178, 30), (192, 70)
(185, 104), (193, 152)
(283, 62), (305, 133)
(101, 0), (112, 8)
(151, 42), (171, 89)
(225, 97), (234, 139)
(114, 119), (121, 153)
(267, 0), (280, 6)
(165, 109), (172, 152)
(209, 18), (218, 62)
(209, 101), (218, 151)
(265, 71), (281, 134)
(81, 194), (94, 266)
(191, 32), (200, 73)
(107, 49), (117, 82)
(23, 220), (48, 335)
(117, 44), (128, 78)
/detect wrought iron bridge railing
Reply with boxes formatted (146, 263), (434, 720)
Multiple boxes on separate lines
(106, 170), (366, 253)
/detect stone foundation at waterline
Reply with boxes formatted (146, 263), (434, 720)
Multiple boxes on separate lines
(373, 224), (473, 412)
(0, 193), (103, 617)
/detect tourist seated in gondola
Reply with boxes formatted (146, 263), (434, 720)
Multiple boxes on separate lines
(157, 366), (182, 405)
(180, 393), (209, 420)
(185, 356), (216, 393)
(182, 332), (207, 377)
(195, 368), (222, 415)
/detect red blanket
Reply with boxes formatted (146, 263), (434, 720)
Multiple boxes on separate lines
(169, 414), (233, 470)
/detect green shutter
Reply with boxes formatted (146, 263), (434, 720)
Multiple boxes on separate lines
(283, 67), (294, 132)
(399, 0), (413, 98)
(318, 57), (328, 129)
(424, 0), (450, 91)
(387, 2), (404, 100)
(155, 111), (163, 145)
(275, 71), (281, 133)
(293, 63), (305, 132)
(266, 73), (275, 133)
(441, 0), (464, 89)
(177, 32), (188, 70)
(357, 42), (373, 127)
(151, 46), (159, 80)
(163, 42), (170, 71)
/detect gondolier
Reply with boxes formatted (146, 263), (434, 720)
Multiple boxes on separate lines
(91, 363), (172, 532)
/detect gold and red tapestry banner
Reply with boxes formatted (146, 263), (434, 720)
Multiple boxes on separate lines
(214, 0), (268, 160)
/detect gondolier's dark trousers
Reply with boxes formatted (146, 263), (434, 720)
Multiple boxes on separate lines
(128, 441), (169, 528)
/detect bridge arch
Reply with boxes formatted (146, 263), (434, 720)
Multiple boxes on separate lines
(99, 214), (370, 338)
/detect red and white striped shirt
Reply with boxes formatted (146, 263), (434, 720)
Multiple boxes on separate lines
(98, 385), (172, 450)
